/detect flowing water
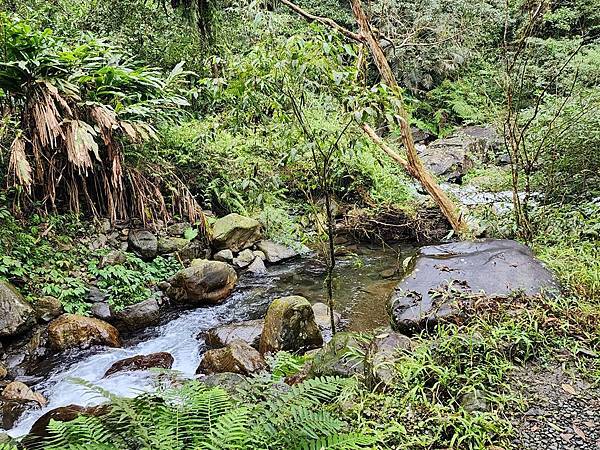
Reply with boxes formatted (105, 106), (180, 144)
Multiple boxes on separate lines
(7, 245), (413, 437)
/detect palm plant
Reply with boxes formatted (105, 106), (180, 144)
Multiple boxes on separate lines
(0, 13), (203, 224)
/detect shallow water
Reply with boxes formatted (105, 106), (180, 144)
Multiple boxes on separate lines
(7, 245), (412, 437)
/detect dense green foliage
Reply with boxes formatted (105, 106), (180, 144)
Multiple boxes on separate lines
(0, 0), (598, 448)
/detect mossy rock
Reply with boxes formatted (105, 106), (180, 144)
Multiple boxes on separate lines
(0, 281), (35, 337)
(212, 213), (261, 252)
(309, 332), (369, 378)
(259, 296), (323, 355)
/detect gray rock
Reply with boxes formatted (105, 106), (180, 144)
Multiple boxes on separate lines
(91, 302), (112, 321)
(33, 296), (63, 322)
(157, 236), (190, 255)
(197, 340), (266, 376)
(233, 249), (255, 268)
(213, 249), (234, 262)
(388, 239), (560, 334)
(100, 250), (127, 267)
(212, 213), (262, 252)
(311, 302), (341, 342)
(419, 126), (503, 183)
(87, 287), (108, 303)
(246, 257), (267, 275)
(200, 372), (250, 393)
(167, 259), (237, 305)
(0, 281), (35, 337)
(167, 222), (191, 237)
(365, 331), (412, 390)
(104, 352), (174, 377)
(259, 296), (323, 355)
(256, 240), (298, 263)
(113, 298), (160, 331)
(203, 319), (264, 349)
(128, 230), (158, 259)
(253, 250), (266, 261)
(309, 332), (368, 378)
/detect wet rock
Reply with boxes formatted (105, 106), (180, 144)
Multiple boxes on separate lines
(0, 365), (6, 379)
(177, 241), (210, 263)
(418, 137), (474, 183)
(197, 340), (267, 376)
(419, 126), (502, 183)
(259, 296), (323, 355)
(388, 239), (560, 334)
(167, 259), (237, 305)
(309, 332), (368, 378)
(48, 314), (122, 351)
(104, 352), (174, 377)
(233, 249), (255, 268)
(2, 399), (37, 430)
(311, 302), (341, 342)
(213, 249), (234, 262)
(253, 250), (266, 261)
(246, 257), (267, 275)
(365, 331), (412, 389)
(128, 229), (158, 259)
(256, 240), (298, 263)
(158, 236), (190, 254)
(91, 302), (112, 321)
(167, 222), (191, 237)
(100, 249), (127, 267)
(203, 319), (264, 349)
(33, 296), (63, 322)
(0, 281), (35, 337)
(113, 298), (160, 331)
(2, 381), (46, 407)
(87, 286), (108, 303)
(212, 213), (262, 252)
(28, 404), (110, 438)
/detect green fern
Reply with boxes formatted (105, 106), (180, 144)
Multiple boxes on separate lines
(33, 376), (374, 450)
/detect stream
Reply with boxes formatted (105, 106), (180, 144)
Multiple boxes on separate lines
(7, 244), (412, 437)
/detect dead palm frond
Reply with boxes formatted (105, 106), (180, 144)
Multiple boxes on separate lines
(1, 13), (204, 227)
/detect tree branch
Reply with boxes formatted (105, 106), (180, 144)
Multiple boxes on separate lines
(279, 0), (365, 43)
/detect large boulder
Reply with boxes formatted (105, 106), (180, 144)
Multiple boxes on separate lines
(203, 319), (264, 350)
(365, 331), (412, 390)
(157, 236), (190, 254)
(259, 296), (323, 355)
(212, 213), (262, 252)
(113, 297), (161, 331)
(128, 230), (158, 259)
(256, 240), (298, 263)
(48, 314), (122, 351)
(2, 381), (46, 407)
(309, 332), (369, 378)
(197, 340), (267, 376)
(28, 404), (110, 439)
(419, 126), (503, 183)
(388, 239), (560, 334)
(104, 352), (174, 377)
(0, 281), (35, 337)
(311, 302), (341, 343)
(166, 259), (237, 305)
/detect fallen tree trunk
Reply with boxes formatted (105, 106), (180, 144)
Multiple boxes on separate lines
(350, 0), (468, 234)
(280, 0), (469, 235)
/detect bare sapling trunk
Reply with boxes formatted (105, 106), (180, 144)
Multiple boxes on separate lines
(279, 0), (469, 235)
